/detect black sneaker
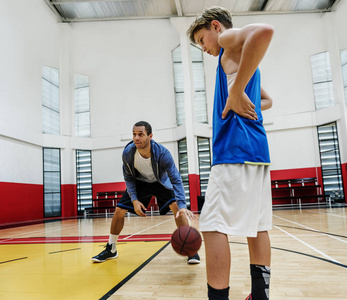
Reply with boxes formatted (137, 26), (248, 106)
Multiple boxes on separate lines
(187, 253), (200, 264)
(91, 243), (118, 263)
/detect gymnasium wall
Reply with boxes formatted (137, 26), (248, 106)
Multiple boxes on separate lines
(1, 0), (347, 225)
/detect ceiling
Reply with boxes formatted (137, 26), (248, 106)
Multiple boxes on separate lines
(45, 0), (339, 23)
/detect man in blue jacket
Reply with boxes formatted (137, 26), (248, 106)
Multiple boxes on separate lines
(92, 121), (200, 264)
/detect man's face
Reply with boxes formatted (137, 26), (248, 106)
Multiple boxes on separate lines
(132, 126), (152, 149)
(194, 26), (221, 57)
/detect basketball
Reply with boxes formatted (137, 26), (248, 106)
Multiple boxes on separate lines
(171, 225), (202, 257)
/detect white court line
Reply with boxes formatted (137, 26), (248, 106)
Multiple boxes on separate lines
(305, 209), (347, 219)
(274, 225), (343, 265)
(273, 215), (347, 244)
(122, 218), (173, 240)
(0, 223), (82, 244)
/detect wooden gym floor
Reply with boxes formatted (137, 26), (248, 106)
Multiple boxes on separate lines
(0, 206), (347, 300)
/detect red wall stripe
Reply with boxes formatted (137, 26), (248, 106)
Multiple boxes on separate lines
(188, 174), (200, 212)
(61, 184), (77, 217)
(0, 182), (43, 224)
(92, 182), (126, 198)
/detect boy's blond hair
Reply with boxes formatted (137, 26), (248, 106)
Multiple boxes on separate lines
(187, 6), (233, 44)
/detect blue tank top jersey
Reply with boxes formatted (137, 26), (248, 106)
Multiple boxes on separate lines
(212, 48), (271, 166)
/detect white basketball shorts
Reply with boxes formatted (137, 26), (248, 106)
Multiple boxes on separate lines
(199, 164), (272, 237)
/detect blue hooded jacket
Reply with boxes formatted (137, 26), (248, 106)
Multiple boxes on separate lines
(122, 140), (187, 210)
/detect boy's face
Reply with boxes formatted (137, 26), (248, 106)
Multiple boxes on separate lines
(133, 126), (152, 150)
(194, 26), (221, 57)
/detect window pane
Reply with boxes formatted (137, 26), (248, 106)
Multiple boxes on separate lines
(310, 52), (335, 110)
(172, 45), (185, 125)
(178, 139), (190, 207)
(76, 150), (93, 213)
(43, 148), (61, 217)
(75, 74), (91, 137)
(191, 45), (207, 124)
(42, 66), (60, 135)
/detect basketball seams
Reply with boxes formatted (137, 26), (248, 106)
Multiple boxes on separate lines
(171, 225), (202, 256)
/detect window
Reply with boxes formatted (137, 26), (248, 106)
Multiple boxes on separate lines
(197, 137), (211, 196)
(310, 52), (334, 110)
(317, 122), (344, 202)
(75, 74), (91, 137)
(76, 150), (93, 213)
(42, 66), (60, 135)
(340, 49), (347, 105)
(178, 139), (190, 207)
(43, 148), (61, 217)
(191, 45), (208, 123)
(172, 45), (185, 126)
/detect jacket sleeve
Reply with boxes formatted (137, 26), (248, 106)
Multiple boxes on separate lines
(122, 153), (138, 202)
(161, 149), (187, 210)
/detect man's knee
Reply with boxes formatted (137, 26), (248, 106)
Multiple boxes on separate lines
(114, 207), (127, 218)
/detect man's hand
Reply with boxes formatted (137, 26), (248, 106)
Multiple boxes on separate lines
(132, 199), (147, 217)
(175, 208), (196, 221)
(222, 89), (258, 120)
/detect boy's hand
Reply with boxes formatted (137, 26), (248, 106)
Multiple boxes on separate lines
(222, 89), (258, 120)
(133, 199), (147, 217)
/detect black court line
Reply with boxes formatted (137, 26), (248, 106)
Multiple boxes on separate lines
(274, 224), (347, 239)
(230, 241), (347, 269)
(99, 241), (171, 300)
(0, 257), (28, 264)
(49, 248), (81, 254)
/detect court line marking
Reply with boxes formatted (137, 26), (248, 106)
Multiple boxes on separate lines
(231, 241), (347, 269)
(49, 248), (81, 254)
(274, 225), (343, 265)
(305, 209), (347, 219)
(0, 223), (82, 244)
(0, 257), (28, 264)
(273, 215), (347, 244)
(122, 218), (173, 240)
(100, 241), (171, 300)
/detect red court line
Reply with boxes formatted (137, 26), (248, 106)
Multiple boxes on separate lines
(0, 234), (172, 245)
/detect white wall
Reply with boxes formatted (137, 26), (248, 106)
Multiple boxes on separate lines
(0, 0), (60, 184)
(1, 0), (347, 186)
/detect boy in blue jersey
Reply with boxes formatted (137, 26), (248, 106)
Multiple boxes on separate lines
(187, 7), (274, 300)
(92, 121), (199, 264)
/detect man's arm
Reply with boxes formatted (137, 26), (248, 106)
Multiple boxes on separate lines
(219, 24), (274, 119)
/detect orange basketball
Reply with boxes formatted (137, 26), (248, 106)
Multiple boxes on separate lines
(171, 225), (202, 257)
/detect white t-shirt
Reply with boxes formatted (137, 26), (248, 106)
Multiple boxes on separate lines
(134, 149), (157, 183)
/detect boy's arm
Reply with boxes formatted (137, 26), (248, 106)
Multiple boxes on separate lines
(261, 87), (272, 111)
(219, 24), (274, 119)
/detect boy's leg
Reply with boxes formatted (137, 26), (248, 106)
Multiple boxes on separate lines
(247, 231), (271, 300)
(203, 231), (230, 299)
(247, 231), (271, 266)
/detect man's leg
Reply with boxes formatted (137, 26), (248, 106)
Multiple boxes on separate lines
(91, 207), (128, 262)
(247, 231), (271, 300)
(203, 231), (230, 299)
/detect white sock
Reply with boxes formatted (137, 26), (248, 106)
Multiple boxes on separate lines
(108, 234), (118, 253)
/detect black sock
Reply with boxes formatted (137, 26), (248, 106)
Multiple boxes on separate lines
(250, 264), (271, 300)
(207, 284), (229, 300)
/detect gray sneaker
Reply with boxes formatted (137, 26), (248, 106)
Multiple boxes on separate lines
(187, 253), (200, 264)
(92, 243), (118, 263)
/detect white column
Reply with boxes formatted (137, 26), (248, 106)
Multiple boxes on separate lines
(170, 18), (199, 176)
(324, 13), (347, 163)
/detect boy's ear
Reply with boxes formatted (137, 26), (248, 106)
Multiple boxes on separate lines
(211, 20), (221, 32)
